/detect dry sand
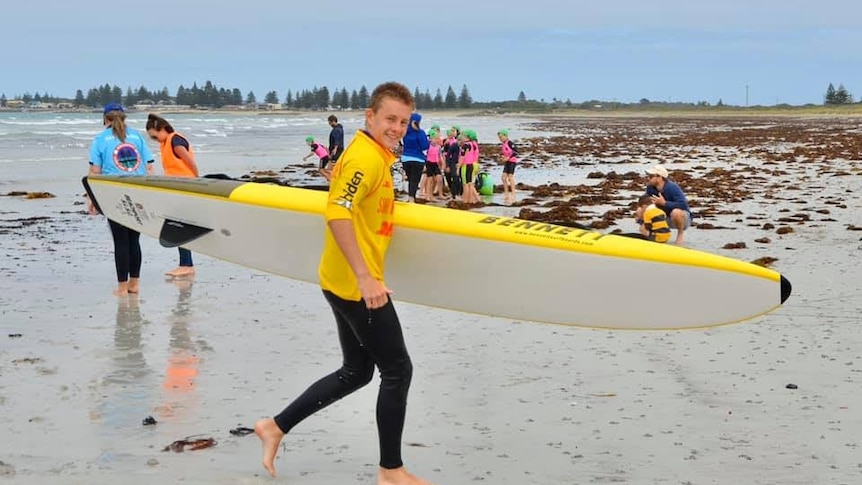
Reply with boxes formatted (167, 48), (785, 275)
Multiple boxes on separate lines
(2, 116), (862, 485)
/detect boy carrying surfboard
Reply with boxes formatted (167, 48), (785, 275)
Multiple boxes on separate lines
(255, 82), (433, 485)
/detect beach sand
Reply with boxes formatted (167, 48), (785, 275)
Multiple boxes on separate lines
(2, 116), (862, 485)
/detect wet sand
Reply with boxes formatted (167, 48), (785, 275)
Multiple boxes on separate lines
(2, 116), (862, 484)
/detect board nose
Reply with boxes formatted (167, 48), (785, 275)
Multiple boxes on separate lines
(780, 275), (792, 304)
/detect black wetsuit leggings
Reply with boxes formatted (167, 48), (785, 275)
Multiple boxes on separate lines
(108, 220), (142, 283)
(273, 290), (413, 469)
(402, 161), (424, 199)
(445, 162), (462, 196)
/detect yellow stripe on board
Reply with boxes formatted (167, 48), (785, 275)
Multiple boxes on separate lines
(224, 182), (779, 283)
(399, 203), (779, 282)
(228, 182), (328, 214)
(92, 176), (780, 284)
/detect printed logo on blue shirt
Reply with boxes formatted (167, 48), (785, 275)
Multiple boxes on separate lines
(113, 143), (142, 172)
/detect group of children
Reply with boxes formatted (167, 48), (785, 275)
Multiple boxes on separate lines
(416, 125), (520, 204)
(304, 125), (694, 245)
(303, 120), (520, 204)
(416, 124), (520, 204)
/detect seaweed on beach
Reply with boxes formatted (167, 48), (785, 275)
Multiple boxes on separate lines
(162, 436), (216, 452)
(2, 191), (55, 199)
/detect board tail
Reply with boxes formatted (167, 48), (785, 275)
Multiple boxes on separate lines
(780, 275), (792, 304)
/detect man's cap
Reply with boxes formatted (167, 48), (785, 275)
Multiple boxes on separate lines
(497, 128), (509, 137)
(305, 136), (314, 143)
(103, 102), (124, 115)
(646, 165), (669, 178)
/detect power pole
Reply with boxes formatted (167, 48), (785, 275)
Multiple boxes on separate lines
(745, 84), (749, 107)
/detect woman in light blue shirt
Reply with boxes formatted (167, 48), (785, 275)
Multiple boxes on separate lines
(87, 102), (155, 295)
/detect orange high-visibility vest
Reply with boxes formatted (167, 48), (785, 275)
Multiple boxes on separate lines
(161, 132), (196, 177)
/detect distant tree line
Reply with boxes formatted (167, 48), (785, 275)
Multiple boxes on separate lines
(0, 81), (477, 110)
(271, 84), (474, 110)
(2, 81), (860, 110)
(824, 83), (854, 105)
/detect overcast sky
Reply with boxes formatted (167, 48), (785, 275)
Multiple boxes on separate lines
(3, 0), (860, 105)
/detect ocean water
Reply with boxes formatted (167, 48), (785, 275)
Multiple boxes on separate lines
(0, 111), (551, 189)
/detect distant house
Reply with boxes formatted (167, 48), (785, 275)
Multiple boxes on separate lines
(133, 99), (155, 110)
(6, 100), (26, 109)
(28, 101), (53, 109)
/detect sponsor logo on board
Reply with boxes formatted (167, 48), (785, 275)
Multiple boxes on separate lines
(117, 194), (151, 225)
(477, 216), (603, 244)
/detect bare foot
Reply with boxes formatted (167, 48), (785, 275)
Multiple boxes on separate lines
(127, 278), (140, 294)
(254, 418), (285, 478)
(378, 466), (434, 485)
(173, 266), (195, 277)
(166, 266), (186, 276)
(113, 281), (129, 296)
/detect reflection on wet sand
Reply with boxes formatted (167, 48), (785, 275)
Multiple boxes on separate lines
(98, 296), (153, 428)
(157, 277), (202, 420)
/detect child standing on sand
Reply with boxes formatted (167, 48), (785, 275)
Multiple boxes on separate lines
(497, 129), (519, 202)
(457, 129), (481, 204)
(443, 126), (462, 200)
(421, 128), (443, 202)
(303, 136), (331, 180)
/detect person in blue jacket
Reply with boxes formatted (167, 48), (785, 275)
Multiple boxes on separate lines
(400, 112), (429, 202)
(644, 165), (692, 245)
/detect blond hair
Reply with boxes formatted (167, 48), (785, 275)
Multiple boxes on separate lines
(104, 110), (127, 142)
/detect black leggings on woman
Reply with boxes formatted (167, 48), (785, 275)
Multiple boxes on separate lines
(402, 161), (424, 199)
(108, 220), (142, 283)
(273, 290), (413, 469)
